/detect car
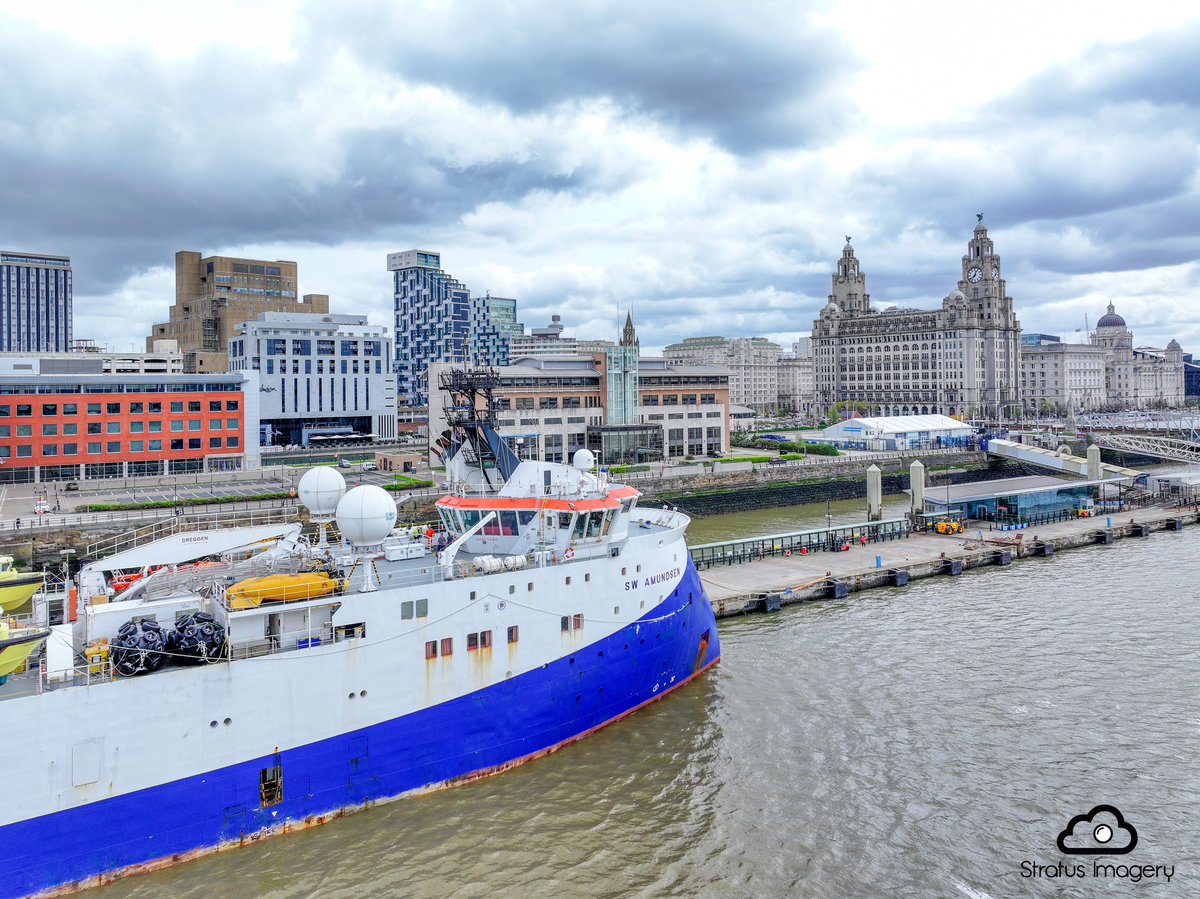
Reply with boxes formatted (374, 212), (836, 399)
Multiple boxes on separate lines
(34, 500), (51, 513)
(64, 482), (79, 492)
(362, 462), (378, 471)
(338, 459), (352, 469)
(767, 457), (787, 465)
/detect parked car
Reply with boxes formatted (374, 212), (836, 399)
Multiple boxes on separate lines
(64, 482), (79, 492)
(34, 500), (51, 513)
(338, 459), (352, 469)
(362, 462), (378, 471)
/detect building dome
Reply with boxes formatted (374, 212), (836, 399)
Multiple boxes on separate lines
(1097, 302), (1126, 328)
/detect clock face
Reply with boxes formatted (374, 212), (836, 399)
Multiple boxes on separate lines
(967, 267), (983, 283)
(992, 267), (1000, 280)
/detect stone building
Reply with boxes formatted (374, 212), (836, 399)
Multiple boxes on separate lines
(1019, 335), (1108, 414)
(664, 335), (782, 414)
(1090, 302), (1184, 409)
(811, 219), (1022, 420)
(148, 251), (328, 373)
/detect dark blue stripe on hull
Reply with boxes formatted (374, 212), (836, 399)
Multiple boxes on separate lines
(3, 563), (720, 898)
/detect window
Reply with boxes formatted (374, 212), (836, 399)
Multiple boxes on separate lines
(188, 438), (202, 450)
(129, 402), (143, 414)
(573, 613), (584, 630)
(467, 632), (479, 651)
(41, 404), (57, 416)
(149, 421), (162, 433)
(425, 640), (437, 659)
(149, 440), (162, 452)
(15, 445), (31, 458)
(227, 436), (239, 448)
(41, 424), (57, 437)
(63, 422), (77, 436)
(62, 403), (77, 415)
(507, 625), (519, 643)
(87, 422), (101, 435)
(170, 439), (184, 450)
(15, 425), (32, 437)
(209, 437), (222, 448)
(0, 405), (8, 417)
(170, 401), (183, 413)
(87, 403), (101, 415)
(561, 616), (570, 632)
(440, 637), (453, 657)
(106, 441), (120, 453)
(188, 401), (201, 412)
(87, 442), (102, 455)
(209, 400), (222, 412)
(480, 630), (492, 649)
(16, 405), (31, 417)
(0, 426), (8, 437)
(188, 420), (201, 431)
(62, 443), (77, 455)
(148, 402), (161, 414)
(129, 421), (144, 433)
(170, 421), (183, 432)
(41, 444), (57, 456)
(226, 418), (238, 429)
(106, 422), (120, 434)
(130, 441), (144, 453)
(226, 400), (239, 412)
(106, 403), (120, 415)
(210, 419), (222, 430)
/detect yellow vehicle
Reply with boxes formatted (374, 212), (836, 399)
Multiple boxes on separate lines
(934, 518), (964, 535)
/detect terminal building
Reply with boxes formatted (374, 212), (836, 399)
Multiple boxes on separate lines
(228, 312), (395, 446)
(0, 355), (259, 484)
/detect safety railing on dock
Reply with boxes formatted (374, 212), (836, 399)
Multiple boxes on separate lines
(689, 517), (910, 569)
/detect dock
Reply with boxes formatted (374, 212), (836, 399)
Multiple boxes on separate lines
(696, 503), (1199, 618)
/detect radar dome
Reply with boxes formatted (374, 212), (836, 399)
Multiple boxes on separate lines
(298, 466), (347, 518)
(335, 485), (397, 546)
(573, 449), (595, 470)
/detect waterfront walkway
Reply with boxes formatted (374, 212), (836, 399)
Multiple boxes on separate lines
(698, 502), (1197, 617)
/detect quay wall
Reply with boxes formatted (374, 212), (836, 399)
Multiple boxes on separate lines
(703, 504), (1197, 620)
(647, 454), (1017, 517)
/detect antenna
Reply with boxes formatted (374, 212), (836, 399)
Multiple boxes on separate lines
(1084, 313), (1090, 343)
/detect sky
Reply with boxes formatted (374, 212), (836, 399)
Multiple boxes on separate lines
(3, 0), (1200, 355)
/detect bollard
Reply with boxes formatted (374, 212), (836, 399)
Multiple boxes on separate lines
(1107, 516), (1112, 528)
(875, 555), (882, 569)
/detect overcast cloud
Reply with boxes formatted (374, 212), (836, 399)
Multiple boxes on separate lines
(2, 1), (1198, 355)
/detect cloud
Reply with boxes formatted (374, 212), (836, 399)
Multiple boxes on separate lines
(1057, 805), (1137, 855)
(305, 0), (859, 156)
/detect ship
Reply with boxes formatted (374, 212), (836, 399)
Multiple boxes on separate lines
(0, 369), (720, 898)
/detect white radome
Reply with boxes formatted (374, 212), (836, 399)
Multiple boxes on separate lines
(572, 448), (595, 470)
(335, 485), (397, 546)
(298, 467), (347, 518)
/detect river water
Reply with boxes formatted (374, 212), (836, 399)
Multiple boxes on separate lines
(96, 504), (1199, 898)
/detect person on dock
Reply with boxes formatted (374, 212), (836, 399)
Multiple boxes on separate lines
(860, 533), (868, 548)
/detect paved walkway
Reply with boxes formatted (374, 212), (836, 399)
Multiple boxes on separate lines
(697, 504), (1185, 606)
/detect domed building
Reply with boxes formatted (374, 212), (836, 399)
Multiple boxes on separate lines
(1089, 302), (1184, 408)
(811, 218), (1022, 419)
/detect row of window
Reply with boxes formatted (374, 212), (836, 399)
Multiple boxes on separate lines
(265, 358), (383, 375)
(0, 436), (239, 458)
(0, 400), (238, 417)
(424, 626), (519, 659)
(0, 418), (239, 437)
(262, 339), (383, 357)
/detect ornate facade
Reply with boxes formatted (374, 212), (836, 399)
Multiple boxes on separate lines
(812, 219), (1022, 419)
(1090, 303), (1184, 409)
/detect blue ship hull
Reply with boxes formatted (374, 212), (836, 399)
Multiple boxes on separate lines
(3, 563), (720, 898)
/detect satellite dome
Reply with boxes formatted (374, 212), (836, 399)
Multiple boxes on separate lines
(298, 466), (347, 518)
(335, 485), (396, 546)
(572, 449), (595, 470)
(1097, 302), (1126, 328)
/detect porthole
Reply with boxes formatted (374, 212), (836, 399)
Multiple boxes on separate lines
(359, 690), (367, 698)
(210, 720), (218, 728)
(223, 717), (231, 726)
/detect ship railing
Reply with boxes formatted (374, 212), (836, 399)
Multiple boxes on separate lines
(230, 621), (337, 660)
(631, 508), (688, 531)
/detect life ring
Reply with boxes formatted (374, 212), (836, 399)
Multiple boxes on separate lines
(564, 547), (575, 559)
(785, 549), (792, 557)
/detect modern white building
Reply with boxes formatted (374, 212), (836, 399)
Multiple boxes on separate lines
(229, 311), (396, 446)
(820, 414), (974, 450)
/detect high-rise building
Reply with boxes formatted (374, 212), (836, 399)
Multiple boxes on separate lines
(147, 251), (329, 373)
(229, 312), (395, 446)
(485, 294), (523, 338)
(0, 251), (73, 352)
(811, 219), (1022, 420)
(388, 249), (508, 407)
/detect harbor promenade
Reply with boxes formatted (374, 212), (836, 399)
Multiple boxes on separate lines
(697, 502), (1198, 618)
